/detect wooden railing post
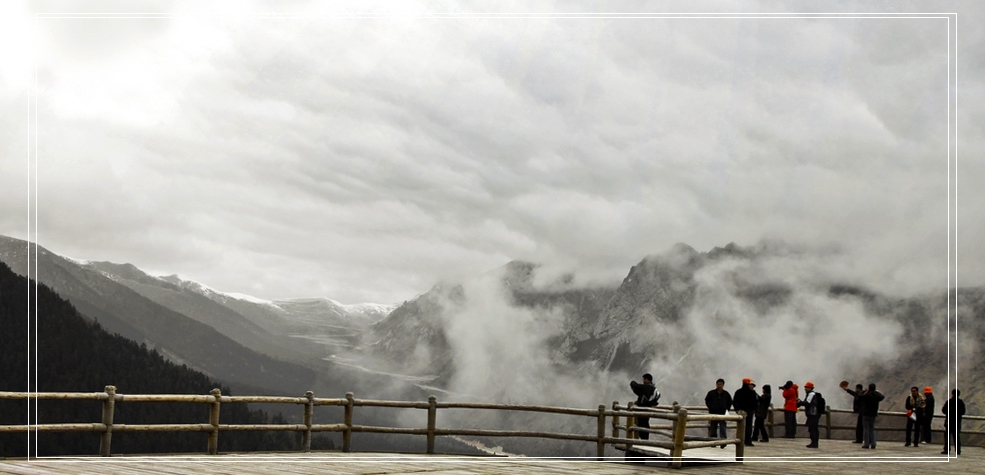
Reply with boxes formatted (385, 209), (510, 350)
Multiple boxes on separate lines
(767, 405), (774, 439)
(343, 392), (354, 453)
(302, 391), (314, 452)
(825, 405), (831, 440)
(611, 401), (620, 439)
(207, 388), (221, 455)
(427, 395), (437, 454)
(671, 408), (687, 469)
(99, 385), (116, 457)
(596, 404), (606, 460)
(735, 411), (745, 461)
(627, 402), (637, 440)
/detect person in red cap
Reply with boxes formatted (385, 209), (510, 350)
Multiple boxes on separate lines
(921, 386), (935, 444)
(796, 382), (824, 448)
(732, 378), (759, 447)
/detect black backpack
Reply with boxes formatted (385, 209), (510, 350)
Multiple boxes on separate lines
(810, 393), (826, 416)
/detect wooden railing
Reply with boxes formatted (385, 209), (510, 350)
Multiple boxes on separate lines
(4, 387), (979, 467)
(0, 386), (739, 468)
(612, 402), (746, 468)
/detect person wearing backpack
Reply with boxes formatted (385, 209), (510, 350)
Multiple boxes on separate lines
(630, 373), (660, 440)
(797, 382), (824, 448)
(732, 378), (759, 447)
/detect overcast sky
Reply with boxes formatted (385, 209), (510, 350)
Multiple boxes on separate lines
(0, 1), (981, 304)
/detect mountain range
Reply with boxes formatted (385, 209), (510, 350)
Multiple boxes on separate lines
(2, 234), (981, 452)
(0, 235), (397, 399)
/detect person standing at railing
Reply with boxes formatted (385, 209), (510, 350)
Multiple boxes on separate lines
(753, 384), (771, 443)
(904, 386), (926, 447)
(840, 382), (865, 443)
(941, 389), (965, 455)
(630, 373), (660, 440)
(921, 386), (935, 444)
(859, 383), (884, 449)
(781, 381), (799, 438)
(733, 378), (759, 447)
(705, 378), (732, 449)
(796, 382), (824, 449)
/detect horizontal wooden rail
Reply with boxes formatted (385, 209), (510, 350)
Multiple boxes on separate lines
(438, 402), (599, 416)
(0, 392), (109, 401)
(436, 428), (598, 442)
(0, 423), (108, 432)
(114, 423), (214, 432)
(685, 438), (741, 450)
(351, 399), (430, 409)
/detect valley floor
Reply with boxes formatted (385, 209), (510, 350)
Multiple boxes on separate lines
(1, 438), (981, 474)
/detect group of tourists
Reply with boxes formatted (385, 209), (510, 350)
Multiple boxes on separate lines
(842, 382), (966, 455)
(629, 375), (968, 455)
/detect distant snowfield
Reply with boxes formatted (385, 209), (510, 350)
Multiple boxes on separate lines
(152, 273), (397, 316)
(224, 291), (276, 305)
(322, 355), (437, 383)
(62, 255), (92, 266)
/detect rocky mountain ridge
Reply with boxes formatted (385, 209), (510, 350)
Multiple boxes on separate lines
(367, 241), (984, 419)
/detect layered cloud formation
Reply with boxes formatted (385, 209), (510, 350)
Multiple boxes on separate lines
(0, 1), (978, 305)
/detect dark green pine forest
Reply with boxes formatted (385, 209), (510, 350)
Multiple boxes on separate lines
(0, 261), (332, 456)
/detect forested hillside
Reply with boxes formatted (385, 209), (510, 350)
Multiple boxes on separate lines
(0, 261), (331, 456)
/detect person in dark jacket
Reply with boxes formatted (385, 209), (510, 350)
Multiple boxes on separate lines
(704, 378), (732, 447)
(921, 386), (935, 444)
(781, 380), (799, 438)
(860, 383), (885, 449)
(904, 386), (926, 447)
(630, 373), (660, 440)
(941, 389), (966, 455)
(842, 383), (865, 443)
(732, 378), (759, 446)
(752, 384), (772, 443)
(796, 382), (823, 448)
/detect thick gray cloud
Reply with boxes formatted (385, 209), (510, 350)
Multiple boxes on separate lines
(0, 1), (979, 303)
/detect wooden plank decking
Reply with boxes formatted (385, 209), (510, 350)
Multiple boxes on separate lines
(1, 439), (981, 474)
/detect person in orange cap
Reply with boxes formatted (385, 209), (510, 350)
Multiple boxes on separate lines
(921, 386), (935, 444)
(796, 382), (824, 448)
(732, 378), (759, 446)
